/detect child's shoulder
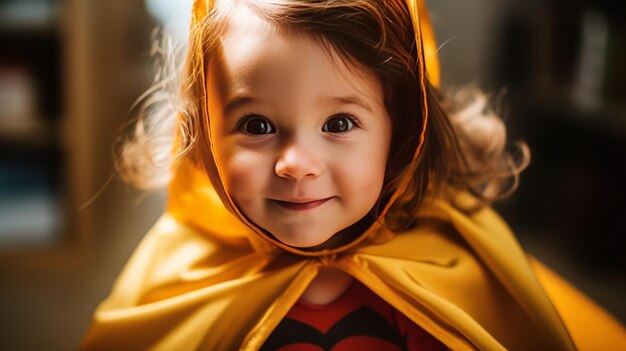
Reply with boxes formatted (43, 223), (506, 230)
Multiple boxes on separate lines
(414, 192), (521, 251)
(414, 193), (626, 349)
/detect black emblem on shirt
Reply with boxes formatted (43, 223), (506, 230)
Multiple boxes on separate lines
(260, 306), (406, 350)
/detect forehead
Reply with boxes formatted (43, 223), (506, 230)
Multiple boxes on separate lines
(208, 4), (384, 108)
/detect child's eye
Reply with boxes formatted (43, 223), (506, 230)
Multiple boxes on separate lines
(322, 114), (358, 134)
(238, 116), (276, 135)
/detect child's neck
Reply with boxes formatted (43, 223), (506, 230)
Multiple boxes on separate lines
(301, 267), (354, 305)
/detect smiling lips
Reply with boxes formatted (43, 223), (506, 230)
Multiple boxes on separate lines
(271, 198), (332, 211)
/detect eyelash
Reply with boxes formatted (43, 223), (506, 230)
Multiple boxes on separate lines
(235, 114), (274, 135)
(333, 112), (359, 126)
(323, 113), (360, 134)
(235, 112), (361, 135)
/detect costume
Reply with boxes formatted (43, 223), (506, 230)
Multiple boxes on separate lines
(81, 0), (625, 350)
(262, 280), (445, 350)
(81, 158), (575, 351)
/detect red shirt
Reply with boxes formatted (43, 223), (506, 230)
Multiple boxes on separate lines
(261, 280), (447, 351)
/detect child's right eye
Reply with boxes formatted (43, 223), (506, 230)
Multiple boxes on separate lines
(237, 116), (276, 135)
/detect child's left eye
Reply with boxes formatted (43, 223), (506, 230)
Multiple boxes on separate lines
(322, 114), (358, 134)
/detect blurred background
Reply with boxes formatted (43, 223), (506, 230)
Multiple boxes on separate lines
(0, 0), (623, 349)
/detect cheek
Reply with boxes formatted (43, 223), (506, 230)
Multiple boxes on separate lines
(220, 148), (269, 200)
(335, 138), (389, 202)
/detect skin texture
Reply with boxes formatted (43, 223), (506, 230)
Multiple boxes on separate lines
(207, 5), (392, 250)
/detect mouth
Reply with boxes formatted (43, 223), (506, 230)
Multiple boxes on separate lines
(269, 197), (333, 211)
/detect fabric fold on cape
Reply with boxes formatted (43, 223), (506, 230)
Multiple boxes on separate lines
(81, 166), (576, 350)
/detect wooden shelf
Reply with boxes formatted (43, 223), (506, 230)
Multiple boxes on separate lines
(0, 0), (65, 249)
(0, 1), (60, 34)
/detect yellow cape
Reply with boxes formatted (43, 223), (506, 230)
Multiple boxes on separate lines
(82, 0), (625, 349)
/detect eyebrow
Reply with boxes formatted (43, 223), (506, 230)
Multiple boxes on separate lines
(319, 95), (374, 113)
(223, 94), (374, 115)
(224, 95), (257, 116)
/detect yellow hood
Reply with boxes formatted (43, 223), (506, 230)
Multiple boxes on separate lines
(81, 1), (578, 350)
(190, 0), (436, 257)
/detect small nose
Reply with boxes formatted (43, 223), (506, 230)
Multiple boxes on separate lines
(275, 141), (323, 180)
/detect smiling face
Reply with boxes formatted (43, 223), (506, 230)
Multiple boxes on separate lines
(207, 7), (391, 248)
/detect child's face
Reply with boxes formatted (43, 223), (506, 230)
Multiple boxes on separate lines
(207, 8), (391, 248)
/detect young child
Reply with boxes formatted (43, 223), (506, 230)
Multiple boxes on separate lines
(82, 0), (625, 350)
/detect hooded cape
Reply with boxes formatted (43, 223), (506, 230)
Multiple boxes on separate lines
(81, 0), (624, 349)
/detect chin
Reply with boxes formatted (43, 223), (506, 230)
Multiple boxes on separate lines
(271, 226), (335, 249)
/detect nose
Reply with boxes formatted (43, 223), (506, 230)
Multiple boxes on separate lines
(275, 141), (323, 180)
